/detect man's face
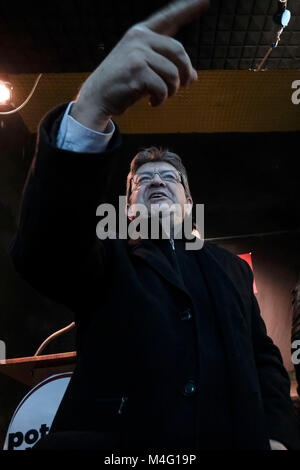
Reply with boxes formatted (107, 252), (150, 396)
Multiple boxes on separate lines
(126, 161), (193, 223)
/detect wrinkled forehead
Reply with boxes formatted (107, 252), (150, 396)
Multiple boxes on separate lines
(136, 161), (177, 174)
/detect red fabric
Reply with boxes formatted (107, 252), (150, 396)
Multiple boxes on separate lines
(238, 253), (258, 294)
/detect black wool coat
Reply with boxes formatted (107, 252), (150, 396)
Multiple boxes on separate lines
(10, 104), (300, 451)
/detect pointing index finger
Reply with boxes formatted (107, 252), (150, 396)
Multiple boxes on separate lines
(142, 0), (210, 37)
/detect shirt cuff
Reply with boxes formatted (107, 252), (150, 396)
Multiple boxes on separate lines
(56, 101), (115, 154)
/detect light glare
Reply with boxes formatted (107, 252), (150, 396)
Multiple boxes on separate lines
(0, 83), (11, 104)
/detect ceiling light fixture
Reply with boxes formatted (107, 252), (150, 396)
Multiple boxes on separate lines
(254, 0), (291, 71)
(273, 0), (291, 27)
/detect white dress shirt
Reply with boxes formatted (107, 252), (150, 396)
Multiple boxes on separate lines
(56, 101), (115, 153)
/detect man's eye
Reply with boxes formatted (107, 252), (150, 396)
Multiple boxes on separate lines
(164, 174), (177, 181)
(138, 176), (151, 183)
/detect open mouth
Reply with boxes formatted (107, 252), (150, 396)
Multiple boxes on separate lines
(148, 192), (169, 201)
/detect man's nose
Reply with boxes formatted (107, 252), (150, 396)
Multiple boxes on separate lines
(150, 173), (166, 185)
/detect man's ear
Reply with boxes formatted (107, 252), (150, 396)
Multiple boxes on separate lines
(126, 201), (134, 221)
(184, 197), (193, 216)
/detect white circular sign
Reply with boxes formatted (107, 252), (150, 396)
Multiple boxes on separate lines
(4, 372), (72, 450)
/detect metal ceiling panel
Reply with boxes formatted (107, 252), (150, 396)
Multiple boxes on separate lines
(0, 0), (299, 73)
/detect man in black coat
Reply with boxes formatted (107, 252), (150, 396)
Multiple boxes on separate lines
(10, 0), (300, 450)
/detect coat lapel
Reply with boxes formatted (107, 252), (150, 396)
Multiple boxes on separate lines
(127, 238), (192, 300)
(197, 243), (249, 360)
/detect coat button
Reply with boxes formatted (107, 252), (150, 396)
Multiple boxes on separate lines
(183, 380), (197, 397)
(181, 309), (192, 321)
